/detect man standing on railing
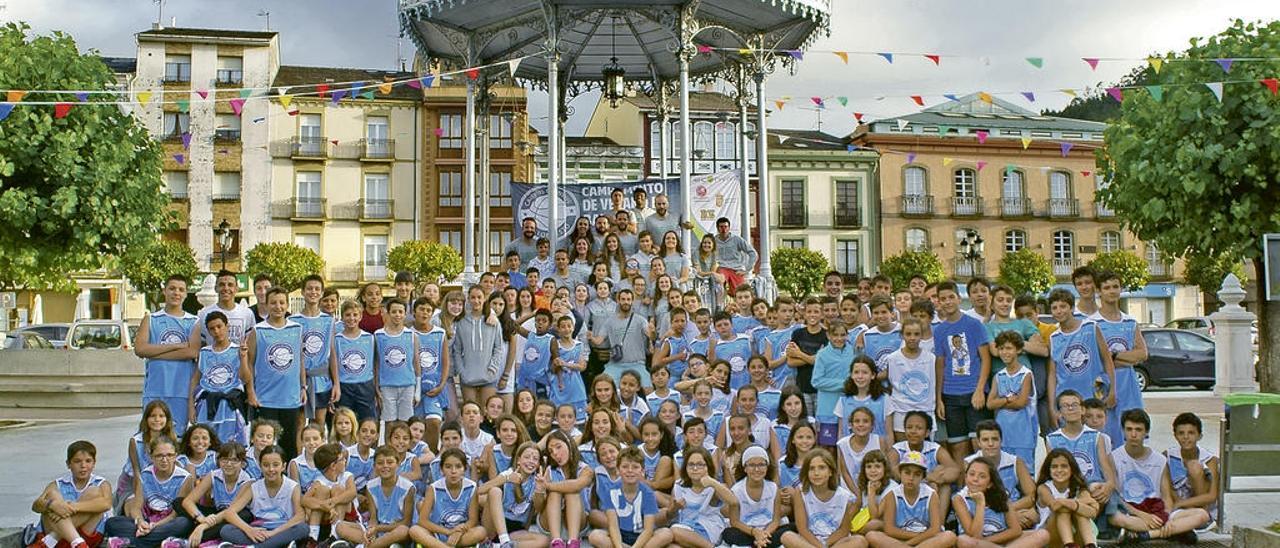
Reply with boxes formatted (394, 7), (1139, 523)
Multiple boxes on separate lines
(713, 217), (758, 293)
(504, 217), (540, 265)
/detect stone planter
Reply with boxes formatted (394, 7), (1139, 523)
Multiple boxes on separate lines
(1234, 525), (1280, 548)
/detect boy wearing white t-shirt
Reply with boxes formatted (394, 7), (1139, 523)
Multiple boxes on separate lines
(1109, 409), (1210, 544)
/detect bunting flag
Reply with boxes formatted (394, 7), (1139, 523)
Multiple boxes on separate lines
(434, 127), (444, 137)
(1206, 82), (1224, 102)
(1083, 58), (1100, 70)
(774, 100), (786, 110)
(924, 54), (941, 65)
(423, 74), (436, 88)
(177, 99), (190, 112)
(238, 88), (252, 99)
(976, 160), (987, 171)
(1081, 170), (1092, 177)
(1006, 164), (1017, 175)
(811, 97), (824, 108)
(786, 50), (803, 60)
(406, 78), (422, 89)
(905, 152), (916, 164)
(229, 98), (245, 115)
(277, 86), (291, 96)
(1060, 89), (1078, 97)
(6, 90), (26, 102)
(977, 91), (993, 104)
(287, 109), (299, 116)
(508, 58), (521, 76)
(74, 92), (89, 102)
(1215, 58), (1234, 73)
(845, 144), (857, 152)
(1105, 87), (1123, 103)
(252, 117), (266, 124)
(378, 81), (394, 95)
(196, 89), (209, 99)
(316, 84), (329, 98)
(834, 51), (848, 64)
(331, 89), (347, 104)
(1026, 57), (1043, 68)
(853, 112), (864, 123)
(1263, 78), (1280, 95)
(1021, 136), (1033, 149)
(279, 95), (293, 109)
(877, 52), (893, 63)
(1060, 142), (1074, 157)
(836, 96), (848, 107)
(944, 94), (959, 102)
(942, 157), (953, 167)
(173, 153), (185, 164)
(896, 119), (909, 131)
(466, 68), (480, 80)
(181, 131), (191, 150)
(777, 135), (789, 144)
(937, 125), (951, 136)
(136, 91), (152, 105)
(360, 90), (375, 100)
(696, 44), (712, 54)
(54, 103), (72, 118)
(1148, 57), (1163, 74)
(330, 139), (339, 146)
(1021, 91), (1035, 102)
(974, 130), (989, 144)
(350, 82), (366, 97)
(0, 104), (12, 121)
(909, 95), (924, 106)
(1145, 85), (1164, 102)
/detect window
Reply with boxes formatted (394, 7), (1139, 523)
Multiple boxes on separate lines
(1100, 231), (1122, 253)
(165, 171), (189, 199)
(904, 166), (927, 196)
(1050, 171), (1071, 200)
(164, 54), (191, 82)
(215, 56), (243, 85)
(439, 113), (463, 149)
(489, 232), (512, 268)
(649, 121), (663, 159)
(364, 173), (390, 218)
(1002, 170), (1023, 199)
(779, 179), (806, 226)
(781, 238), (805, 249)
(693, 121), (714, 158)
(215, 114), (241, 142)
(366, 115), (390, 156)
(294, 234), (321, 254)
(1174, 332), (1213, 352)
(439, 229), (462, 254)
(744, 122), (756, 160)
(906, 228), (928, 251)
(490, 171), (512, 207)
(1053, 230), (1075, 275)
(294, 172), (321, 215)
(489, 115), (513, 149)
(715, 122), (736, 159)
(438, 171), (462, 207)
(834, 180), (859, 227)
(835, 240), (860, 277)
(163, 112), (189, 138)
(298, 114), (322, 155)
(1004, 229), (1026, 252)
(363, 235), (389, 280)
(953, 169), (977, 198)
(1095, 174), (1114, 217)
(1145, 331), (1174, 351)
(214, 173), (241, 200)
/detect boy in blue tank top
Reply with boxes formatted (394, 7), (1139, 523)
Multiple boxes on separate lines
(516, 309), (557, 398)
(134, 274), (199, 435)
(30, 441), (112, 548)
(300, 443), (357, 544)
(712, 311), (753, 390)
(332, 300), (377, 423)
(412, 298), (450, 450)
(374, 298), (420, 423)
(1046, 390), (1117, 516)
(189, 311), (250, 447)
(408, 447), (488, 547)
(1046, 289), (1116, 429)
(986, 332), (1038, 465)
(248, 287), (306, 459)
(334, 446), (413, 548)
(1093, 271), (1148, 446)
(288, 275), (337, 429)
(549, 315), (589, 422)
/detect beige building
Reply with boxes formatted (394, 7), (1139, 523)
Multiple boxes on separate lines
(853, 94), (1200, 323)
(267, 66), (420, 287)
(768, 130), (880, 279)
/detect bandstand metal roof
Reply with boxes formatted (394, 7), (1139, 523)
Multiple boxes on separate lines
(398, 0), (831, 89)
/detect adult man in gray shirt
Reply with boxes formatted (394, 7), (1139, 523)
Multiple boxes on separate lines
(615, 210), (639, 255)
(713, 216), (758, 293)
(503, 217), (541, 265)
(547, 249), (583, 290)
(642, 194), (691, 244)
(591, 289), (653, 387)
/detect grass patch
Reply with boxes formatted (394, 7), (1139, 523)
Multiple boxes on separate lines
(1271, 521), (1280, 534)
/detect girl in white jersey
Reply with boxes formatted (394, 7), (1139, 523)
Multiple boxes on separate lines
(1035, 448), (1098, 548)
(218, 446), (309, 548)
(883, 318), (936, 441)
(837, 407), (890, 494)
(457, 402), (494, 464)
(780, 449), (864, 548)
(723, 446), (788, 547)
(952, 457), (1048, 547)
(670, 446), (736, 547)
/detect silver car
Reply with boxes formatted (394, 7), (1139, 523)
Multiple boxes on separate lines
(12, 323), (70, 349)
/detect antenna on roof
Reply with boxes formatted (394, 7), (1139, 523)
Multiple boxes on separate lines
(257, 10), (271, 31)
(152, 0), (165, 30)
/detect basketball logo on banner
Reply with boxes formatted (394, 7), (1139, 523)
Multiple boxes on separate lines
(515, 185), (580, 240)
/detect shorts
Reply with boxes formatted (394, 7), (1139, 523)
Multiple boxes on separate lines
(941, 393), (992, 443)
(718, 267), (746, 292)
(620, 530), (641, 546)
(673, 521), (724, 544)
(304, 380), (332, 420)
(505, 518), (528, 534)
(379, 385), (415, 422)
(338, 380), (377, 422)
(416, 388), (447, 419)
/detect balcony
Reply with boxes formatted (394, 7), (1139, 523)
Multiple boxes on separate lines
(951, 196), (983, 217)
(999, 197), (1033, 218)
(901, 195), (934, 217)
(169, 189), (189, 200)
(360, 138), (395, 161)
(833, 206), (861, 228)
(207, 252), (240, 269)
(952, 257), (986, 279)
(292, 197), (326, 220)
(214, 129), (241, 143)
(360, 199), (394, 221)
(1095, 202), (1116, 219)
(331, 264), (361, 282)
(1148, 260), (1172, 279)
(290, 136), (329, 159)
(1047, 198), (1080, 219)
(363, 263), (388, 281)
(779, 204), (807, 228)
(1053, 258), (1080, 277)
(212, 193), (240, 202)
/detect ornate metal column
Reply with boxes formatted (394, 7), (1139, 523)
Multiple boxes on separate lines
(462, 76), (478, 281)
(545, 4), (561, 243)
(656, 84), (670, 183)
(735, 65), (751, 240)
(677, 49), (693, 246)
(478, 83), (492, 271)
(753, 53), (775, 300)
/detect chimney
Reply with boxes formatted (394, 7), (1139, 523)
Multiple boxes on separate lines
(152, 22), (163, 30)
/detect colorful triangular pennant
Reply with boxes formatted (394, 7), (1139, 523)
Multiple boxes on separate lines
(508, 58), (522, 76)
(6, 90), (26, 103)
(1025, 57), (1043, 68)
(896, 119), (909, 131)
(229, 98), (245, 115)
(54, 103), (72, 118)
(1083, 58), (1100, 70)
(1021, 137), (1032, 149)
(924, 54), (940, 65)
(1105, 87), (1123, 103)
(1147, 57), (1163, 74)
(1214, 58), (1234, 73)
(136, 91), (152, 105)
(1021, 91), (1035, 102)
(1060, 142), (1074, 157)
(1205, 82), (1223, 102)
(1145, 85), (1163, 102)
(279, 95), (293, 109)
(177, 99), (190, 112)
(909, 95), (924, 106)
(1262, 78), (1279, 96)
(974, 130), (989, 144)
(181, 131), (191, 150)
(877, 52), (893, 64)
(834, 51), (848, 64)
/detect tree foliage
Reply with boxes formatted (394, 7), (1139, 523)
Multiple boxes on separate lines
(119, 239), (199, 306)
(244, 242), (325, 292)
(997, 249), (1055, 296)
(1041, 64), (1154, 122)
(0, 23), (170, 289)
(1087, 251), (1151, 291)
(1184, 250), (1248, 295)
(879, 250), (946, 291)
(387, 240), (464, 285)
(770, 247), (829, 299)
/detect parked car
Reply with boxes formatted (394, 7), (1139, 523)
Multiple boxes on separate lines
(1136, 328), (1216, 391)
(2, 331), (54, 350)
(66, 319), (133, 350)
(12, 323), (70, 349)
(1164, 316), (1214, 337)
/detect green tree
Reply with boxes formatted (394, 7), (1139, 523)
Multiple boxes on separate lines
(997, 249), (1055, 296)
(1097, 19), (1280, 390)
(1184, 250), (1248, 301)
(0, 23), (170, 289)
(769, 247), (828, 299)
(119, 239), (199, 307)
(244, 242), (325, 292)
(1087, 251), (1150, 291)
(1041, 64), (1154, 122)
(879, 250), (946, 291)
(386, 240), (464, 285)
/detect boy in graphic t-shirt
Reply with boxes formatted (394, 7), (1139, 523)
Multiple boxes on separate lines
(931, 281), (991, 464)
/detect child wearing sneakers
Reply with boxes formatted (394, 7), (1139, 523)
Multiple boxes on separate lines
(29, 441), (113, 548)
(1164, 412), (1219, 527)
(1109, 409), (1211, 544)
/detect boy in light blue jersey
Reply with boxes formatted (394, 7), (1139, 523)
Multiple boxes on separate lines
(248, 287), (306, 459)
(332, 300), (377, 423)
(1045, 289), (1116, 428)
(1093, 271), (1148, 446)
(729, 285), (762, 335)
(374, 298), (420, 423)
(857, 295), (902, 372)
(515, 309), (557, 399)
(289, 275), (337, 428)
(712, 311), (753, 390)
(135, 274), (200, 434)
(412, 298), (450, 449)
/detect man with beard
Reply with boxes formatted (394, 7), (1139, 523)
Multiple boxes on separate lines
(591, 289), (653, 387)
(642, 194), (692, 246)
(614, 209), (639, 255)
(504, 216), (540, 265)
(592, 214), (613, 255)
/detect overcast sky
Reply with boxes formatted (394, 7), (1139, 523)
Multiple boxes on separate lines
(10, 0), (1280, 136)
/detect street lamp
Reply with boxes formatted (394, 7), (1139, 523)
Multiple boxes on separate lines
(213, 218), (233, 270)
(959, 229), (984, 276)
(601, 16), (627, 108)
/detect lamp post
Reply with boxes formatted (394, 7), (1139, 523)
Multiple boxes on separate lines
(213, 218), (233, 271)
(959, 229), (984, 277)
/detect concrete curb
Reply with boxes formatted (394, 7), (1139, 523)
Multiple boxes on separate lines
(0, 528), (21, 548)
(1234, 525), (1280, 548)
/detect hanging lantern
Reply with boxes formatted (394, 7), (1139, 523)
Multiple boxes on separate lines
(602, 16), (626, 108)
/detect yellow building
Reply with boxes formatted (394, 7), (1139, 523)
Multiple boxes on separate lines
(853, 94), (1200, 323)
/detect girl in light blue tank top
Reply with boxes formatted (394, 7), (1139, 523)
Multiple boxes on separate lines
(952, 457), (1049, 546)
(251, 317), (304, 410)
(413, 448), (485, 546)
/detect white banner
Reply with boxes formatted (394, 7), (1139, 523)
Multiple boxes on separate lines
(687, 171), (742, 236)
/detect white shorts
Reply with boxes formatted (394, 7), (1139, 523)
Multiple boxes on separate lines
(379, 385), (415, 421)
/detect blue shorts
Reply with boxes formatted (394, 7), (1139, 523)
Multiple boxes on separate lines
(416, 388), (447, 419)
(620, 530), (640, 545)
(338, 380), (377, 422)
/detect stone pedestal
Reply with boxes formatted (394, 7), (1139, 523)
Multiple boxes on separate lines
(196, 274), (218, 309)
(1214, 274), (1259, 395)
